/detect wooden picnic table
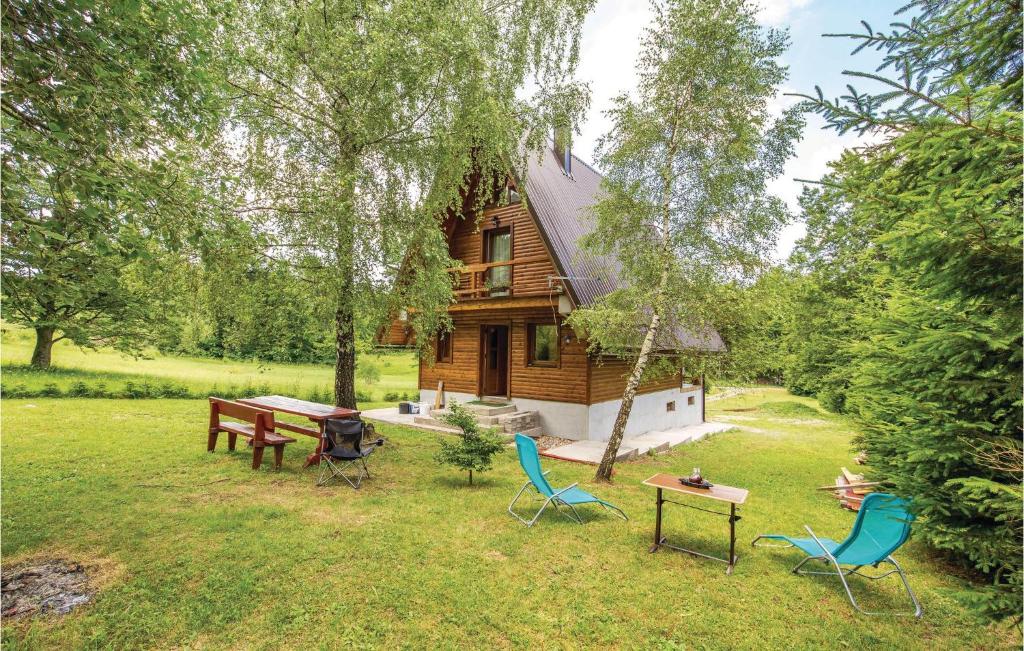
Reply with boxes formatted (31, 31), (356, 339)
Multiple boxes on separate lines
(237, 395), (360, 468)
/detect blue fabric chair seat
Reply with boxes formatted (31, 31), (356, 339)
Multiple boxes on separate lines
(508, 433), (628, 527)
(752, 493), (922, 617)
(555, 486), (608, 506)
(759, 535), (841, 557)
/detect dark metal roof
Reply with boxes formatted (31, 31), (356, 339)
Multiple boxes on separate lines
(521, 143), (726, 353)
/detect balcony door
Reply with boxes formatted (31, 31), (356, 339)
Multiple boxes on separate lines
(480, 324), (509, 398)
(483, 227), (511, 297)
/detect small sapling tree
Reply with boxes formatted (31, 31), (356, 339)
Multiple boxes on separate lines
(435, 401), (506, 486)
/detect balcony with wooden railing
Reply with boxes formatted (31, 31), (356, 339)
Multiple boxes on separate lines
(448, 255), (552, 300)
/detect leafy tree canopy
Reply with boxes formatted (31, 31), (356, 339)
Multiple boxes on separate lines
(1, 0), (228, 366)
(568, 0), (802, 479)
(225, 0), (594, 407)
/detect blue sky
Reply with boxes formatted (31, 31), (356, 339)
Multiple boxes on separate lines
(572, 0), (906, 259)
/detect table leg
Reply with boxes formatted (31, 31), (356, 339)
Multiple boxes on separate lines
(649, 488), (664, 553)
(303, 420), (325, 468)
(727, 502), (737, 575)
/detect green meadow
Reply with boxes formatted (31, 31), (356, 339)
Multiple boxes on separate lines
(1, 325), (418, 408)
(0, 383), (1015, 649)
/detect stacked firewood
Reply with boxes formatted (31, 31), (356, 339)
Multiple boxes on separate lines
(817, 467), (879, 512)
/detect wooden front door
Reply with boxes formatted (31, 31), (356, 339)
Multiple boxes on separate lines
(480, 325), (509, 397)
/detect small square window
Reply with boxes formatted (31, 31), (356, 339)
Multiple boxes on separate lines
(527, 323), (559, 366)
(687, 396), (695, 406)
(436, 331), (452, 363)
(666, 401), (676, 412)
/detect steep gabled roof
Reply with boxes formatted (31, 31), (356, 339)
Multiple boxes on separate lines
(522, 142), (618, 308)
(520, 143), (726, 353)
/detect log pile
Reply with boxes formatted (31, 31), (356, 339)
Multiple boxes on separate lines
(816, 467), (880, 512)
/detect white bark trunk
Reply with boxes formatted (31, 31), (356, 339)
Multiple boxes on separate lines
(594, 116), (679, 482)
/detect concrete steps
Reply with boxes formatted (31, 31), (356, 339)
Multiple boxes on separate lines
(464, 403), (518, 417)
(497, 411), (538, 432)
(412, 414), (454, 429)
(517, 426), (544, 438)
(418, 403), (543, 439)
(541, 440), (638, 464)
(410, 414), (461, 434)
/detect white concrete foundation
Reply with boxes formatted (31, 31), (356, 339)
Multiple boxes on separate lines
(419, 386), (704, 442)
(587, 388), (703, 441)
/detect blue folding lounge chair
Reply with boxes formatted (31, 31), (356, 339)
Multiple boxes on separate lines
(508, 433), (628, 526)
(752, 492), (922, 617)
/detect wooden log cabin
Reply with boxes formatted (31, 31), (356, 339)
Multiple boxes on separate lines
(394, 138), (725, 441)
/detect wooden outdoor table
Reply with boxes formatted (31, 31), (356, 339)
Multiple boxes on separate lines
(238, 395), (360, 468)
(642, 473), (749, 575)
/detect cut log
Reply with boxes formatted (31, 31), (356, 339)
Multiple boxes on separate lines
(434, 381), (445, 410)
(816, 481), (881, 491)
(841, 466), (873, 495)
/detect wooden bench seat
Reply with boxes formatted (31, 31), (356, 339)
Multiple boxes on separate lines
(216, 421), (296, 446)
(208, 397), (295, 470)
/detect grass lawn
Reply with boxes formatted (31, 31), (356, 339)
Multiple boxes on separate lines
(0, 325), (418, 408)
(1, 388), (1015, 649)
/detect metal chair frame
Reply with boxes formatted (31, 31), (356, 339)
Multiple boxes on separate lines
(317, 453), (371, 489)
(752, 524), (923, 618)
(508, 471), (628, 527)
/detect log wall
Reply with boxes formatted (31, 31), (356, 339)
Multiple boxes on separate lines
(449, 202), (559, 297)
(587, 358), (684, 404)
(419, 307), (589, 404)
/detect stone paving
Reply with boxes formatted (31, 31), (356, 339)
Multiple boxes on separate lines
(540, 421), (733, 465)
(363, 406), (733, 465)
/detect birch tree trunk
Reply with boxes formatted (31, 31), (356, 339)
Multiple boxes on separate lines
(594, 119), (679, 482)
(593, 272), (668, 481)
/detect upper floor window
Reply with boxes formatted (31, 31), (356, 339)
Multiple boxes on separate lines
(528, 323), (559, 366)
(436, 331), (452, 363)
(484, 227), (511, 297)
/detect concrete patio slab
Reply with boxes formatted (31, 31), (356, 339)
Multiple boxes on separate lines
(361, 406), (460, 434)
(540, 440), (638, 464)
(621, 436), (671, 455)
(540, 421), (733, 465)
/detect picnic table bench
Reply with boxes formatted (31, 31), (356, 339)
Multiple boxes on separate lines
(207, 397), (296, 470)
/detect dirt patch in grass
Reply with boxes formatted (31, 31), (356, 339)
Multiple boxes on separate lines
(1, 550), (125, 621)
(2, 560), (94, 619)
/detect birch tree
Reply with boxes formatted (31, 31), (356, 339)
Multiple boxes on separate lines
(228, 0), (593, 408)
(567, 0), (801, 481)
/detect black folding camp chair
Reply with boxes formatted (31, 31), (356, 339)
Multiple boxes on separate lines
(316, 419), (384, 488)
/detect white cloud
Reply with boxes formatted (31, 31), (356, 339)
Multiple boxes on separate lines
(755, 0), (813, 26)
(573, 1), (653, 164)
